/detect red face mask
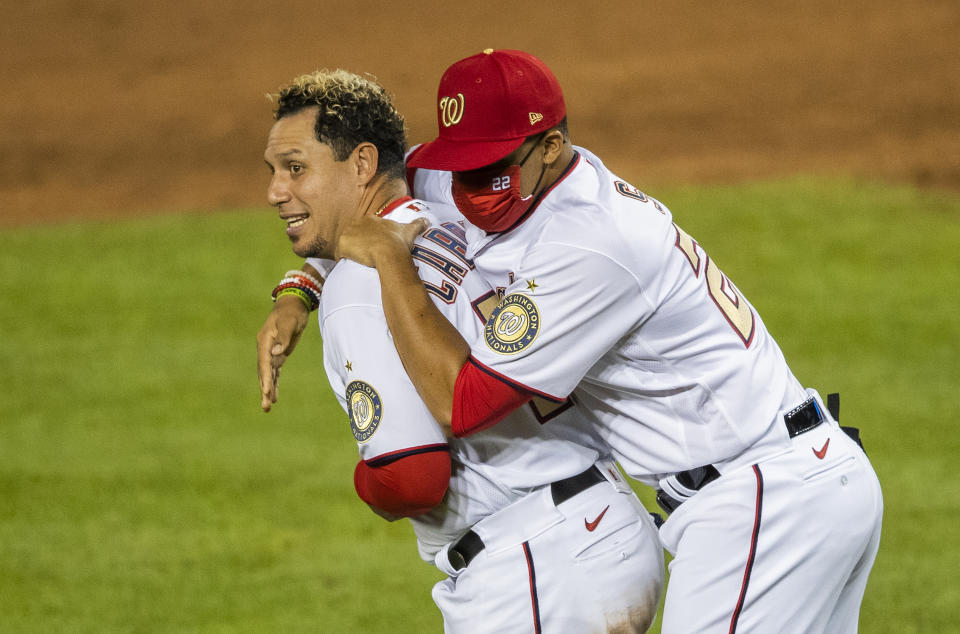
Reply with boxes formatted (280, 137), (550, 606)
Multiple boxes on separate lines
(451, 139), (546, 233)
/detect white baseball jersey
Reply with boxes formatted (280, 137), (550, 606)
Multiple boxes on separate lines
(310, 198), (610, 561)
(410, 147), (882, 632)
(411, 147), (810, 485)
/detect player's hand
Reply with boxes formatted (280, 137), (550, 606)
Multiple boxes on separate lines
(335, 215), (429, 267)
(257, 294), (311, 411)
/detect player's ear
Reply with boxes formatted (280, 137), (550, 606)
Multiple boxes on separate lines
(353, 142), (380, 186)
(542, 129), (565, 165)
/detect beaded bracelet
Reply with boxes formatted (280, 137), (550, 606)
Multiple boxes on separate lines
(271, 269), (324, 311)
(272, 282), (320, 311)
(273, 276), (323, 298)
(283, 269), (324, 292)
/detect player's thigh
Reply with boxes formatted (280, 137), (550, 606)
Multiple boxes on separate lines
(823, 515), (882, 634)
(434, 490), (664, 633)
(537, 490), (665, 632)
(824, 450), (884, 633)
(572, 514), (664, 632)
(747, 430), (883, 632)
(659, 466), (766, 633)
(661, 430), (882, 633)
(432, 543), (543, 634)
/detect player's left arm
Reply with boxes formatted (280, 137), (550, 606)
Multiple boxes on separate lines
(322, 287), (453, 519)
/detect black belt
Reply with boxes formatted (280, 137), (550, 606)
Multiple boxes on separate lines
(656, 397), (825, 515)
(447, 465), (606, 571)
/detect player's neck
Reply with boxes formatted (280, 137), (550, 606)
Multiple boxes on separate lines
(536, 144), (576, 197)
(360, 176), (410, 218)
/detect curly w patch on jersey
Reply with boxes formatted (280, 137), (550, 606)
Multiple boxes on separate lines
(484, 293), (540, 354)
(346, 380), (383, 442)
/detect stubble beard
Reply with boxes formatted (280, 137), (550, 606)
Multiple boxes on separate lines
(292, 235), (329, 259)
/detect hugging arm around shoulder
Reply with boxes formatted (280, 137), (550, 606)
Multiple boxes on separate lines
(451, 358), (533, 437)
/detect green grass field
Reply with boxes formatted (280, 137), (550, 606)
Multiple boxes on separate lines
(2, 179), (958, 632)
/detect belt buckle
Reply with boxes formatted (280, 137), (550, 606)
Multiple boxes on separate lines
(656, 464), (721, 515)
(448, 547), (467, 571)
(655, 489), (682, 515)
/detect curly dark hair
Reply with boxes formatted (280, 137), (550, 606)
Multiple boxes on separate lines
(273, 70), (407, 179)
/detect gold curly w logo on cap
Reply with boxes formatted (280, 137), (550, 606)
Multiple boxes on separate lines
(440, 93), (465, 127)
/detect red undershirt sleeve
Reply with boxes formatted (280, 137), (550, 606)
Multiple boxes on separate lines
(353, 449), (451, 517)
(451, 358), (534, 438)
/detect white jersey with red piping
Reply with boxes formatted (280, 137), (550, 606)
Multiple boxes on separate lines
(309, 197), (606, 560)
(409, 147), (810, 485)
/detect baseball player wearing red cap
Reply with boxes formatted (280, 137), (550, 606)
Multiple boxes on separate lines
(332, 50), (884, 633)
(260, 69), (664, 633)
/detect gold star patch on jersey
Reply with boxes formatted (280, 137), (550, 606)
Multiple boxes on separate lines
(484, 294), (540, 355)
(346, 380), (383, 443)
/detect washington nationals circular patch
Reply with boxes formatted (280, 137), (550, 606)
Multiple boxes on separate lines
(484, 293), (540, 354)
(346, 380), (383, 442)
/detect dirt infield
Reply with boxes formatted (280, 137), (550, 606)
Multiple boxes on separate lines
(2, 0), (957, 226)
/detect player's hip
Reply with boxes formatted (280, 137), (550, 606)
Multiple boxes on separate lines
(657, 424), (882, 634)
(658, 407), (882, 555)
(432, 460), (664, 633)
(435, 460), (641, 572)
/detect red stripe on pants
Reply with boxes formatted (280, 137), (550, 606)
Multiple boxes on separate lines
(729, 464), (764, 633)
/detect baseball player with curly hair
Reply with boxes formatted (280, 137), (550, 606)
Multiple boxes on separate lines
(258, 69), (664, 632)
(323, 50), (884, 633)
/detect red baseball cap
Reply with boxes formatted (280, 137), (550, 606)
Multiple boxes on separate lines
(407, 49), (566, 172)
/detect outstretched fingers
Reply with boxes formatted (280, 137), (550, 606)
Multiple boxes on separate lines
(257, 295), (310, 411)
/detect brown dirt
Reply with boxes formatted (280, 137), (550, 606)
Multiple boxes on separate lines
(2, 0), (958, 227)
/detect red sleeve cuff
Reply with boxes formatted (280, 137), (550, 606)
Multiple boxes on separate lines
(353, 448), (450, 517)
(451, 358), (533, 437)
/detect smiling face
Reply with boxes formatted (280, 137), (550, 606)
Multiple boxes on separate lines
(264, 106), (361, 258)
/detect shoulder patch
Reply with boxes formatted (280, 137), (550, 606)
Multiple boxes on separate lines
(346, 380), (383, 443)
(484, 293), (540, 354)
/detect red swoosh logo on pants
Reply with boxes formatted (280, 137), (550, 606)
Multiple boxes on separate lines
(584, 505), (610, 532)
(813, 438), (830, 460)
